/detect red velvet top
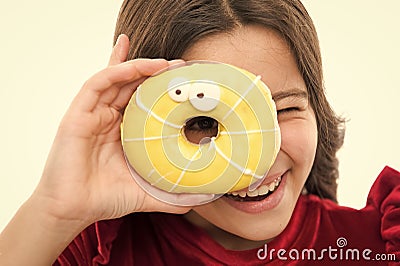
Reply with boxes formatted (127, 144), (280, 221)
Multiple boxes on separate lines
(54, 167), (400, 265)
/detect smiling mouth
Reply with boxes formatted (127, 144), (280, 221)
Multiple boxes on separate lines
(224, 176), (282, 202)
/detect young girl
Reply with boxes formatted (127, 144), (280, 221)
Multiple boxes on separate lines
(0, 0), (399, 265)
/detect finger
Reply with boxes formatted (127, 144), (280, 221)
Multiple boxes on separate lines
(141, 193), (193, 214)
(72, 59), (169, 113)
(168, 59), (185, 67)
(93, 59), (169, 93)
(109, 77), (146, 111)
(109, 60), (186, 111)
(130, 168), (215, 210)
(108, 34), (130, 66)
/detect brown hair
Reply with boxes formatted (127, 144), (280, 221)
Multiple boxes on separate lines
(114, 0), (345, 202)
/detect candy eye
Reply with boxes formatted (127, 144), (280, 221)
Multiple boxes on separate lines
(189, 82), (221, 112)
(168, 77), (190, 102)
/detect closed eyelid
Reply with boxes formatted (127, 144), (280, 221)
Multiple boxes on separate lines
(272, 88), (308, 103)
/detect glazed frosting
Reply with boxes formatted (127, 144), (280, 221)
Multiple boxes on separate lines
(121, 62), (280, 194)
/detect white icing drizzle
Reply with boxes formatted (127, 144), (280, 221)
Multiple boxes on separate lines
(147, 169), (155, 178)
(211, 138), (264, 179)
(151, 171), (174, 186)
(124, 134), (180, 142)
(169, 147), (203, 192)
(135, 88), (181, 129)
(221, 75), (262, 122)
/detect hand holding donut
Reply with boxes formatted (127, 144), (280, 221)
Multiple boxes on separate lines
(32, 35), (208, 226)
(0, 35), (216, 265)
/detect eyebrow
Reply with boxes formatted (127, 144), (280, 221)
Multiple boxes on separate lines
(272, 88), (308, 102)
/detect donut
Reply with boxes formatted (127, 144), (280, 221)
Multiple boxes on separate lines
(121, 61), (280, 195)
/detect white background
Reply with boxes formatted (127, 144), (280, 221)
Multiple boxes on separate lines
(1, 1), (399, 231)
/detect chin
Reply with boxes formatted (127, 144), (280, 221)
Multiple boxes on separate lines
(226, 195), (295, 241)
(192, 177), (300, 243)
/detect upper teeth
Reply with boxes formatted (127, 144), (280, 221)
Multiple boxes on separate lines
(228, 177), (281, 198)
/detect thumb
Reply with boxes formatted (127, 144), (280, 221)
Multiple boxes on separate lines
(108, 34), (130, 66)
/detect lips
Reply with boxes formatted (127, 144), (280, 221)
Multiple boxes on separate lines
(222, 171), (287, 213)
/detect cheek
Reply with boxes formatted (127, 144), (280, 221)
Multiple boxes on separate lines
(279, 116), (318, 169)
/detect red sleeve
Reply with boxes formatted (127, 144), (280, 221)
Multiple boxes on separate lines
(367, 166), (400, 264)
(53, 219), (123, 266)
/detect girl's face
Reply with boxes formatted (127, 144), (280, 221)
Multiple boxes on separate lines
(182, 25), (318, 249)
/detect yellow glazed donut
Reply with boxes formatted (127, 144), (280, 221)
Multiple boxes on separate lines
(121, 61), (280, 194)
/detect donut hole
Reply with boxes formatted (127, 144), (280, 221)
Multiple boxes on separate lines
(183, 116), (219, 144)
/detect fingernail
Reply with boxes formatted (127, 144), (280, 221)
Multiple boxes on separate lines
(169, 59), (185, 64)
(199, 194), (216, 204)
(115, 34), (123, 47)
